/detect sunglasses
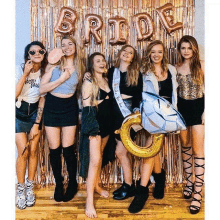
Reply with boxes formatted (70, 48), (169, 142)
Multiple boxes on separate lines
(28, 49), (46, 56)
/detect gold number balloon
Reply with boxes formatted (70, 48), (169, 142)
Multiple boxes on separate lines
(133, 13), (154, 41)
(156, 3), (183, 34)
(108, 16), (127, 45)
(54, 7), (77, 36)
(115, 113), (165, 158)
(84, 14), (103, 44)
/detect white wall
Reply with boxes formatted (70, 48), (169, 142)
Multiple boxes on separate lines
(16, 0), (31, 66)
(195, 0), (205, 60)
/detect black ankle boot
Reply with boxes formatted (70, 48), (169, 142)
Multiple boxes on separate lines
(128, 184), (149, 213)
(49, 146), (64, 202)
(152, 169), (166, 199)
(113, 182), (135, 200)
(113, 180), (135, 196)
(62, 145), (78, 202)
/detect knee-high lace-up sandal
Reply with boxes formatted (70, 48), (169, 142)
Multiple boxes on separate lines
(182, 146), (194, 199)
(189, 157), (205, 214)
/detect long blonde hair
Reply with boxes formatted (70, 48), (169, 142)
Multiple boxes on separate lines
(60, 35), (85, 95)
(114, 45), (140, 86)
(141, 40), (168, 76)
(87, 52), (107, 106)
(177, 35), (204, 85)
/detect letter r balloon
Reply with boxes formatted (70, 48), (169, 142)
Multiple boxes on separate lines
(84, 14), (103, 44)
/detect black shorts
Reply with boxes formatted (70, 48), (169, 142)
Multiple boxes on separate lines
(44, 93), (79, 127)
(177, 96), (204, 126)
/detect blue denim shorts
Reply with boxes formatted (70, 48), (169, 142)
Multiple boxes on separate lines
(15, 101), (41, 133)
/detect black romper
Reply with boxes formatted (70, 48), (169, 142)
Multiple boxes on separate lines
(108, 67), (143, 140)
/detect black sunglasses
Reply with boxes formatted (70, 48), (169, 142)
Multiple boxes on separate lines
(28, 49), (46, 56)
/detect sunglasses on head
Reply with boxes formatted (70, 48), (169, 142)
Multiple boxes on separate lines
(28, 49), (46, 56)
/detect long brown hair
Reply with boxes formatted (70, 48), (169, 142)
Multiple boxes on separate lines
(141, 40), (168, 76)
(114, 45), (140, 86)
(177, 35), (204, 85)
(87, 52), (107, 106)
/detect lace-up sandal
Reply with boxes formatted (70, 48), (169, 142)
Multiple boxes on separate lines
(189, 157), (205, 214)
(16, 183), (26, 210)
(26, 178), (35, 207)
(182, 146), (194, 199)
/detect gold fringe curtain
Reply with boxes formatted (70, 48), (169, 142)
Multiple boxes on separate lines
(31, 0), (195, 186)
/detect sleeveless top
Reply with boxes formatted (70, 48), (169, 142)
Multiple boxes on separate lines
(176, 73), (204, 100)
(159, 70), (173, 103)
(50, 66), (78, 94)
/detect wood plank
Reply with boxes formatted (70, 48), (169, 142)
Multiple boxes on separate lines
(16, 185), (204, 219)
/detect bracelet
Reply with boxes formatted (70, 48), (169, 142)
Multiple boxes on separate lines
(34, 122), (40, 125)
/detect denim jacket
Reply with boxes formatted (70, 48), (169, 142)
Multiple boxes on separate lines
(142, 64), (178, 109)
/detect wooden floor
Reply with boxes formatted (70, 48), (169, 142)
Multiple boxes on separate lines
(16, 184), (204, 220)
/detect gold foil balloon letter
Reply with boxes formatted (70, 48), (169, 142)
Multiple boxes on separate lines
(84, 14), (103, 44)
(133, 13), (154, 41)
(54, 7), (77, 35)
(108, 16), (127, 45)
(156, 3), (183, 34)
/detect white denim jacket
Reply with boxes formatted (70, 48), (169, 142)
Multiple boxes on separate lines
(142, 64), (178, 109)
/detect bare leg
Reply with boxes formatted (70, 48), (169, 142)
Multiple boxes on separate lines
(140, 157), (154, 186)
(45, 126), (61, 149)
(153, 154), (161, 174)
(27, 132), (41, 181)
(85, 135), (101, 219)
(61, 125), (77, 148)
(16, 133), (29, 184)
(180, 127), (194, 197)
(115, 140), (133, 185)
(190, 124), (205, 212)
(95, 135), (109, 198)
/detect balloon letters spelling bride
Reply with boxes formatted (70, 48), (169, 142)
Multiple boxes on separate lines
(54, 3), (183, 43)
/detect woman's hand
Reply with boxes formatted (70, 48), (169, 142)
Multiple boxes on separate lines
(29, 124), (39, 140)
(59, 68), (71, 83)
(24, 60), (33, 76)
(201, 111), (205, 125)
(83, 72), (91, 81)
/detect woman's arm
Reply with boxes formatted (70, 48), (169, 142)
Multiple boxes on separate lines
(82, 80), (92, 107)
(39, 66), (71, 95)
(29, 96), (45, 139)
(16, 61), (33, 98)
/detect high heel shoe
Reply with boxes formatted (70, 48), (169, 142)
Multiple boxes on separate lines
(182, 146), (194, 199)
(189, 157), (205, 214)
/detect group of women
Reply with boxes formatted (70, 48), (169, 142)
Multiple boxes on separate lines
(15, 35), (205, 218)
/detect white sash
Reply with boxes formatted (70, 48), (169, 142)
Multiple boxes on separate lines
(112, 68), (142, 132)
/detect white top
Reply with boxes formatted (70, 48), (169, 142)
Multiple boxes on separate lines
(15, 65), (42, 108)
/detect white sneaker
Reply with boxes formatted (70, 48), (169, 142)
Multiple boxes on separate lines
(16, 183), (26, 210)
(26, 178), (36, 207)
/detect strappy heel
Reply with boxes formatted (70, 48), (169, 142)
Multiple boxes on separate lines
(189, 157), (205, 214)
(182, 146), (194, 199)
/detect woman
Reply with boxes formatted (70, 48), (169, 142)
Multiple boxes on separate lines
(133, 40), (178, 213)
(40, 36), (82, 202)
(176, 35), (204, 214)
(15, 41), (48, 209)
(108, 45), (143, 201)
(80, 52), (113, 218)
